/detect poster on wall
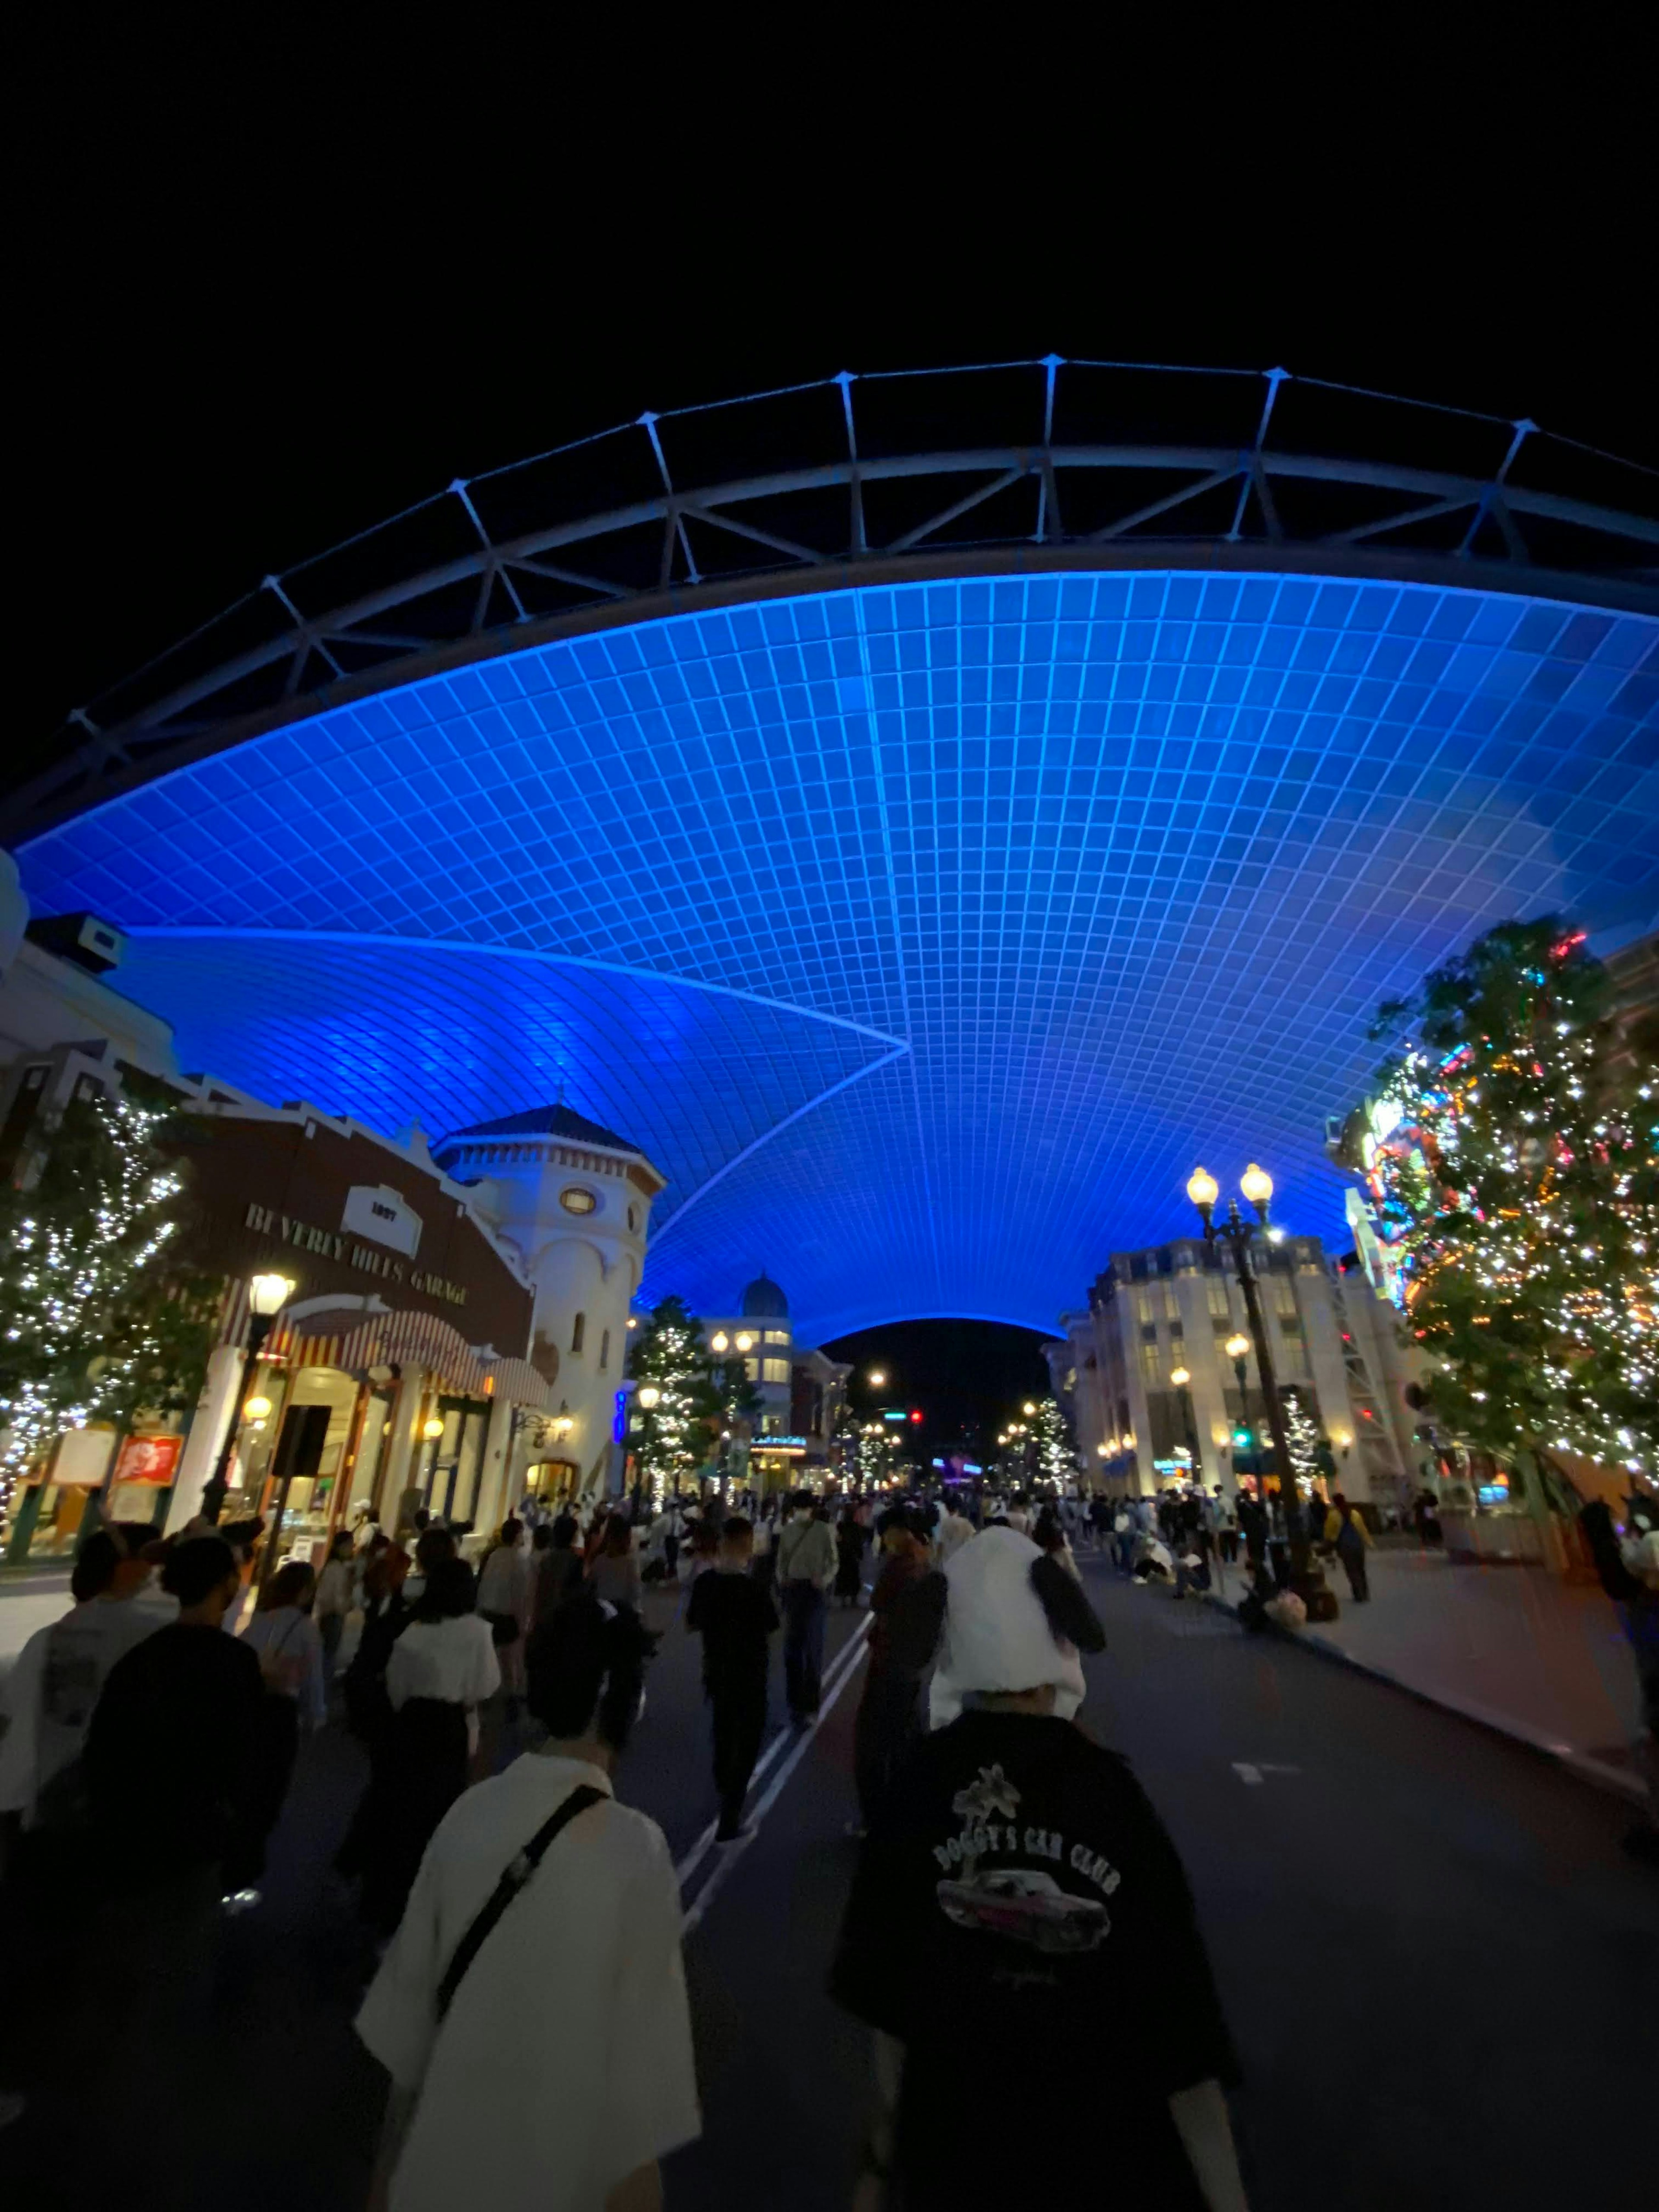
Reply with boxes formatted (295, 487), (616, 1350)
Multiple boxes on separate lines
(111, 1433), (184, 1486)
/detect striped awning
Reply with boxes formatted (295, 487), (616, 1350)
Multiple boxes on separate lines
(481, 1357), (555, 1412)
(219, 1278), (492, 1398)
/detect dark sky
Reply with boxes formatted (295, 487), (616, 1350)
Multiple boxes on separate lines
(12, 20), (1655, 773)
(822, 1320), (1052, 1468)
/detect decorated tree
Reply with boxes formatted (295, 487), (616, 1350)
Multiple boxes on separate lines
(1281, 1390), (1335, 1500)
(626, 1295), (723, 1506)
(0, 1086), (216, 1516)
(1344, 916), (1658, 1476)
(1031, 1396), (1076, 1487)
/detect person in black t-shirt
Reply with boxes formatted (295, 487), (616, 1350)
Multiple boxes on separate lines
(685, 1516), (780, 1842)
(832, 1526), (1248, 2212)
(87, 1534), (270, 1890)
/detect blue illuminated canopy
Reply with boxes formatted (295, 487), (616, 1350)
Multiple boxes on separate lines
(9, 364), (1657, 1340)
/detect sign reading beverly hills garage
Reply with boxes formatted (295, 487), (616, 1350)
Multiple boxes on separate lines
(168, 1106), (533, 1354)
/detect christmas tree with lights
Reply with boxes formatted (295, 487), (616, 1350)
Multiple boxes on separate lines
(1350, 916), (1658, 1477)
(0, 1087), (216, 1515)
(1281, 1390), (1334, 1499)
(1031, 1397), (1076, 1487)
(626, 1295), (723, 1506)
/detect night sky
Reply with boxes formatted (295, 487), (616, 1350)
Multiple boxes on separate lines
(822, 1320), (1053, 1467)
(13, 22), (1650, 1412)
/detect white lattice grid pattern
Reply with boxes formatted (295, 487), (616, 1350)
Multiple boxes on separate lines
(19, 570), (1658, 1336)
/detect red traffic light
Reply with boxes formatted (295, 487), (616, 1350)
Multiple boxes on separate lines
(909, 1409), (923, 1424)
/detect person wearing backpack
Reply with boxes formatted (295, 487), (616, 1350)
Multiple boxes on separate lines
(1322, 1494), (1372, 1602)
(356, 1593), (697, 2212)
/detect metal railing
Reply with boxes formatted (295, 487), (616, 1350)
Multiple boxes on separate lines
(10, 358), (1657, 839)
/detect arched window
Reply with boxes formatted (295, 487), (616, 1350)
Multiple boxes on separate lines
(572, 1312), (586, 1354)
(599, 1327), (611, 1372)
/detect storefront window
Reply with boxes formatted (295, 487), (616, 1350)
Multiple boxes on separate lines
(272, 1367), (359, 1567)
(346, 1392), (394, 1520)
(422, 1398), (491, 1528)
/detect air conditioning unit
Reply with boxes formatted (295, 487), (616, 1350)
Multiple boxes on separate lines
(25, 912), (127, 974)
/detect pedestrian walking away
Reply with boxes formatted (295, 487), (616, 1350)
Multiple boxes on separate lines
(314, 1529), (357, 1694)
(356, 1593), (698, 2212)
(1323, 1493), (1372, 1602)
(851, 1506), (941, 1839)
(776, 1489), (837, 1724)
(79, 1538), (276, 2131)
(831, 1524), (1248, 2211)
(352, 1557), (499, 1936)
(477, 1517), (536, 1710)
(686, 1515), (779, 1841)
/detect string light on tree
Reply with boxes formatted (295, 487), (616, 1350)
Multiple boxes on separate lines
(1342, 916), (1658, 1476)
(0, 1084), (216, 1518)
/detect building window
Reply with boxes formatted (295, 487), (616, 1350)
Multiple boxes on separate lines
(559, 1186), (597, 1216)
(1141, 1323), (1158, 1344)
(762, 1358), (790, 1384)
(1207, 1277), (1231, 1319)
(627, 1203), (639, 1231)
(1163, 1284), (1181, 1320)
(1139, 1342), (1162, 1384)
(1134, 1290), (1155, 1326)
(571, 1312), (586, 1354)
(744, 1358), (761, 1382)
(1272, 1277), (1298, 1318)
(599, 1328), (610, 1372)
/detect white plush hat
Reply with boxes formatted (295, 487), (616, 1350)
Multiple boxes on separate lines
(926, 1526), (1104, 1729)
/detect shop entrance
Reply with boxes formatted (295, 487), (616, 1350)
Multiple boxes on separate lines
(419, 1396), (489, 1530)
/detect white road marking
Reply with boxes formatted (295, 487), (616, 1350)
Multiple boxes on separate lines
(674, 1615), (871, 1893)
(681, 1616), (871, 1934)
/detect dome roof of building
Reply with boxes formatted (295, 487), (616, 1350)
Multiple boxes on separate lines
(741, 1272), (789, 1319)
(437, 1102), (638, 1154)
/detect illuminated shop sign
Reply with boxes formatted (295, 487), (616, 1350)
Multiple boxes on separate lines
(243, 1201), (469, 1306)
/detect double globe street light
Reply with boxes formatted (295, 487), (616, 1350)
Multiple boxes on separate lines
(1185, 1164), (1335, 1617)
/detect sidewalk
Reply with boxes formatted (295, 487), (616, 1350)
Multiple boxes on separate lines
(1213, 1542), (1647, 1802)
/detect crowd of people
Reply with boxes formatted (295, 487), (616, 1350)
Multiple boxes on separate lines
(0, 1475), (1279, 2208)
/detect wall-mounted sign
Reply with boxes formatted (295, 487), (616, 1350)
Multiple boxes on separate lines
(112, 1433), (184, 1485)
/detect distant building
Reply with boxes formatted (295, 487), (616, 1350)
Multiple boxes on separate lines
(1073, 1232), (1419, 1504)
(700, 1273), (797, 1436)
(434, 1105), (666, 1500)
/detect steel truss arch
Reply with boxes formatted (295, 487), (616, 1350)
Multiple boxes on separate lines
(11, 357), (1658, 839)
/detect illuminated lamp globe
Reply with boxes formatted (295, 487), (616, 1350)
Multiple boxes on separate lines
(422, 1417), (445, 1441)
(868, 1368), (887, 1387)
(1170, 1366), (1190, 1389)
(249, 1272), (295, 1317)
(243, 1394), (273, 1422)
(1096, 1443), (1109, 1460)
(734, 1332), (756, 1353)
(1225, 1333), (1251, 1363)
(710, 1332), (730, 1353)
(1023, 1401), (1037, 1416)
(1185, 1167), (1220, 1213)
(1122, 1430), (1136, 1451)
(1240, 1162), (1274, 1210)
(637, 1386), (662, 1409)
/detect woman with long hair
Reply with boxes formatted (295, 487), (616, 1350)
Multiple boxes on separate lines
(353, 1557), (498, 1934)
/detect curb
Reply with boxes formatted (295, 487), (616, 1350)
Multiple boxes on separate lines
(1194, 1588), (1648, 1808)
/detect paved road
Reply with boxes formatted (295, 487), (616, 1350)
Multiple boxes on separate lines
(3, 1552), (1655, 2210)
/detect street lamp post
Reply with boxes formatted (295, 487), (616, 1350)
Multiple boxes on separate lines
(1185, 1166), (1335, 1616)
(1169, 1366), (1202, 1480)
(201, 1271), (295, 1526)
